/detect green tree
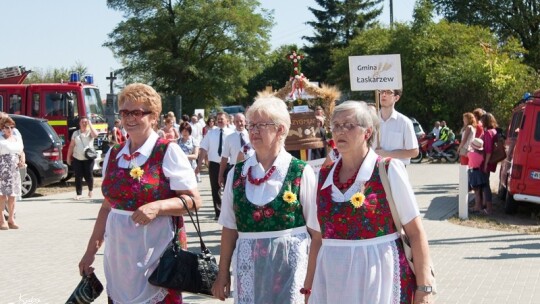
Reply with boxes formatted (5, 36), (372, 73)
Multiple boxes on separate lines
(330, 16), (539, 130)
(105, 0), (272, 115)
(433, 0), (540, 71)
(25, 62), (88, 84)
(303, 0), (383, 84)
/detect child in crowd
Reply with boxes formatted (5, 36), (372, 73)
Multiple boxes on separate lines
(468, 137), (489, 214)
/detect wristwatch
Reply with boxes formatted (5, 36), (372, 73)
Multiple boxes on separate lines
(416, 285), (433, 293)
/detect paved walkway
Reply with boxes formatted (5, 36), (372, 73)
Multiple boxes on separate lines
(0, 163), (539, 303)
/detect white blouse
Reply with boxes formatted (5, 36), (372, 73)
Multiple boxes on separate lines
(219, 148), (320, 231)
(319, 148), (420, 225)
(102, 132), (197, 191)
(0, 136), (23, 155)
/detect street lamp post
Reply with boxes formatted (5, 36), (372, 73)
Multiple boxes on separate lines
(389, 0), (394, 28)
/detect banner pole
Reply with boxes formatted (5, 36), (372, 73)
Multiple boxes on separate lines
(375, 90), (381, 149)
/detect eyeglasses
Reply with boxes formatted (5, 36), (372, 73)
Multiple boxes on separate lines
(331, 122), (362, 132)
(380, 90), (394, 95)
(119, 109), (152, 118)
(3, 126), (15, 130)
(246, 122), (276, 131)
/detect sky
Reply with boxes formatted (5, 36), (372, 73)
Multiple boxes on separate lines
(0, 0), (417, 95)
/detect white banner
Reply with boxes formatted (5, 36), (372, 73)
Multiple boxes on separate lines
(348, 54), (402, 91)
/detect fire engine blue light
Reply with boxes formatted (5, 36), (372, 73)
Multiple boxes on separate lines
(70, 72), (80, 82)
(85, 74), (94, 84)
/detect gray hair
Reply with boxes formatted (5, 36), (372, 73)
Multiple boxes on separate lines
(246, 94), (290, 145)
(332, 100), (379, 147)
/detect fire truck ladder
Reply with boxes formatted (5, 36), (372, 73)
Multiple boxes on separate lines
(0, 66), (31, 84)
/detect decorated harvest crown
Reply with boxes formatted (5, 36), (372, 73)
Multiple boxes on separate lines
(273, 50), (341, 123)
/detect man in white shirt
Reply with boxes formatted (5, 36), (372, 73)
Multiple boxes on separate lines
(431, 121), (441, 140)
(196, 112), (233, 219)
(190, 114), (203, 144)
(374, 89), (419, 165)
(197, 113), (206, 128)
(218, 113), (249, 188)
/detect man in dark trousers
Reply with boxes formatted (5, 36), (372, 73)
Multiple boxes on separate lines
(196, 112), (233, 219)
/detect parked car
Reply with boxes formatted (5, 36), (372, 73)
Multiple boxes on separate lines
(9, 114), (68, 198)
(221, 105), (245, 115)
(410, 117), (425, 139)
(498, 94), (540, 214)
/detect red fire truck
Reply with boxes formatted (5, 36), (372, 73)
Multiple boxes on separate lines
(0, 66), (108, 173)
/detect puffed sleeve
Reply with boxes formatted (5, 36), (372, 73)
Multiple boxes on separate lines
(300, 164), (321, 231)
(101, 148), (111, 177)
(200, 132), (210, 151)
(163, 142), (197, 190)
(218, 168), (237, 229)
(387, 159), (420, 225)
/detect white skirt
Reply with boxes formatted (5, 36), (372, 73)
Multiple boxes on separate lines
(104, 209), (173, 304)
(309, 233), (402, 304)
(233, 226), (310, 304)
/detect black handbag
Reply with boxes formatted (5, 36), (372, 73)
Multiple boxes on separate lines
(78, 130), (97, 160)
(66, 272), (104, 304)
(84, 147), (97, 160)
(148, 196), (218, 296)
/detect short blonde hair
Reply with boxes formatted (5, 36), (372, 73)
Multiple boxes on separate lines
(332, 100), (379, 147)
(0, 117), (15, 129)
(246, 93), (290, 145)
(118, 83), (162, 117)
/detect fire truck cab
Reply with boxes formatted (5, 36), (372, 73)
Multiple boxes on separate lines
(0, 66), (108, 175)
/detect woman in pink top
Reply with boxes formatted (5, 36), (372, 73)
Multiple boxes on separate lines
(480, 113), (499, 214)
(160, 117), (179, 140)
(473, 108), (485, 138)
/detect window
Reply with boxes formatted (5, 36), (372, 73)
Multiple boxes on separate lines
(9, 94), (22, 114)
(535, 112), (540, 142)
(45, 93), (63, 116)
(509, 111), (524, 139)
(32, 93), (40, 116)
(84, 88), (105, 123)
(0, 95), (3, 112)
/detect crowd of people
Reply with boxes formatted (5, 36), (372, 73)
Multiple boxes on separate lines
(427, 107), (500, 215)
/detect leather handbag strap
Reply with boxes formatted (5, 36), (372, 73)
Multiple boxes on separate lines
(178, 196), (210, 254)
(378, 158), (403, 231)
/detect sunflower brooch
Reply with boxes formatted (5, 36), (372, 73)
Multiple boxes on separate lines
(282, 183), (297, 204)
(350, 192), (366, 209)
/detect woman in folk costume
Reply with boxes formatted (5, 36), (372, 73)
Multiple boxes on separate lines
(212, 94), (320, 304)
(78, 83), (202, 303)
(306, 101), (435, 304)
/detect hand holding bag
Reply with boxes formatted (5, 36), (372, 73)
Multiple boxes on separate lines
(148, 196), (218, 296)
(66, 272), (104, 304)
(77, 130), (97, 160)
(378, 158), (437, 293)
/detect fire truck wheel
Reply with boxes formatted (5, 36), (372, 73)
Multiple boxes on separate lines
(21, 169), (38, 198)
(504, 191), (518, 214)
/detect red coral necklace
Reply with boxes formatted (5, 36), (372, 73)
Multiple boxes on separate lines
(333, 160), (360, 190)
(248, 166), (276, 186)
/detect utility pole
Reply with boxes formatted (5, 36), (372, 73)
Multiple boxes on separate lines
(389, 0), (394, 28)
(106, 72), (117, 94)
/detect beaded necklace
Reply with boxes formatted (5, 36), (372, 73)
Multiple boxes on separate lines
(247, 165), (277, 186)
(332, 159), (360, 190)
